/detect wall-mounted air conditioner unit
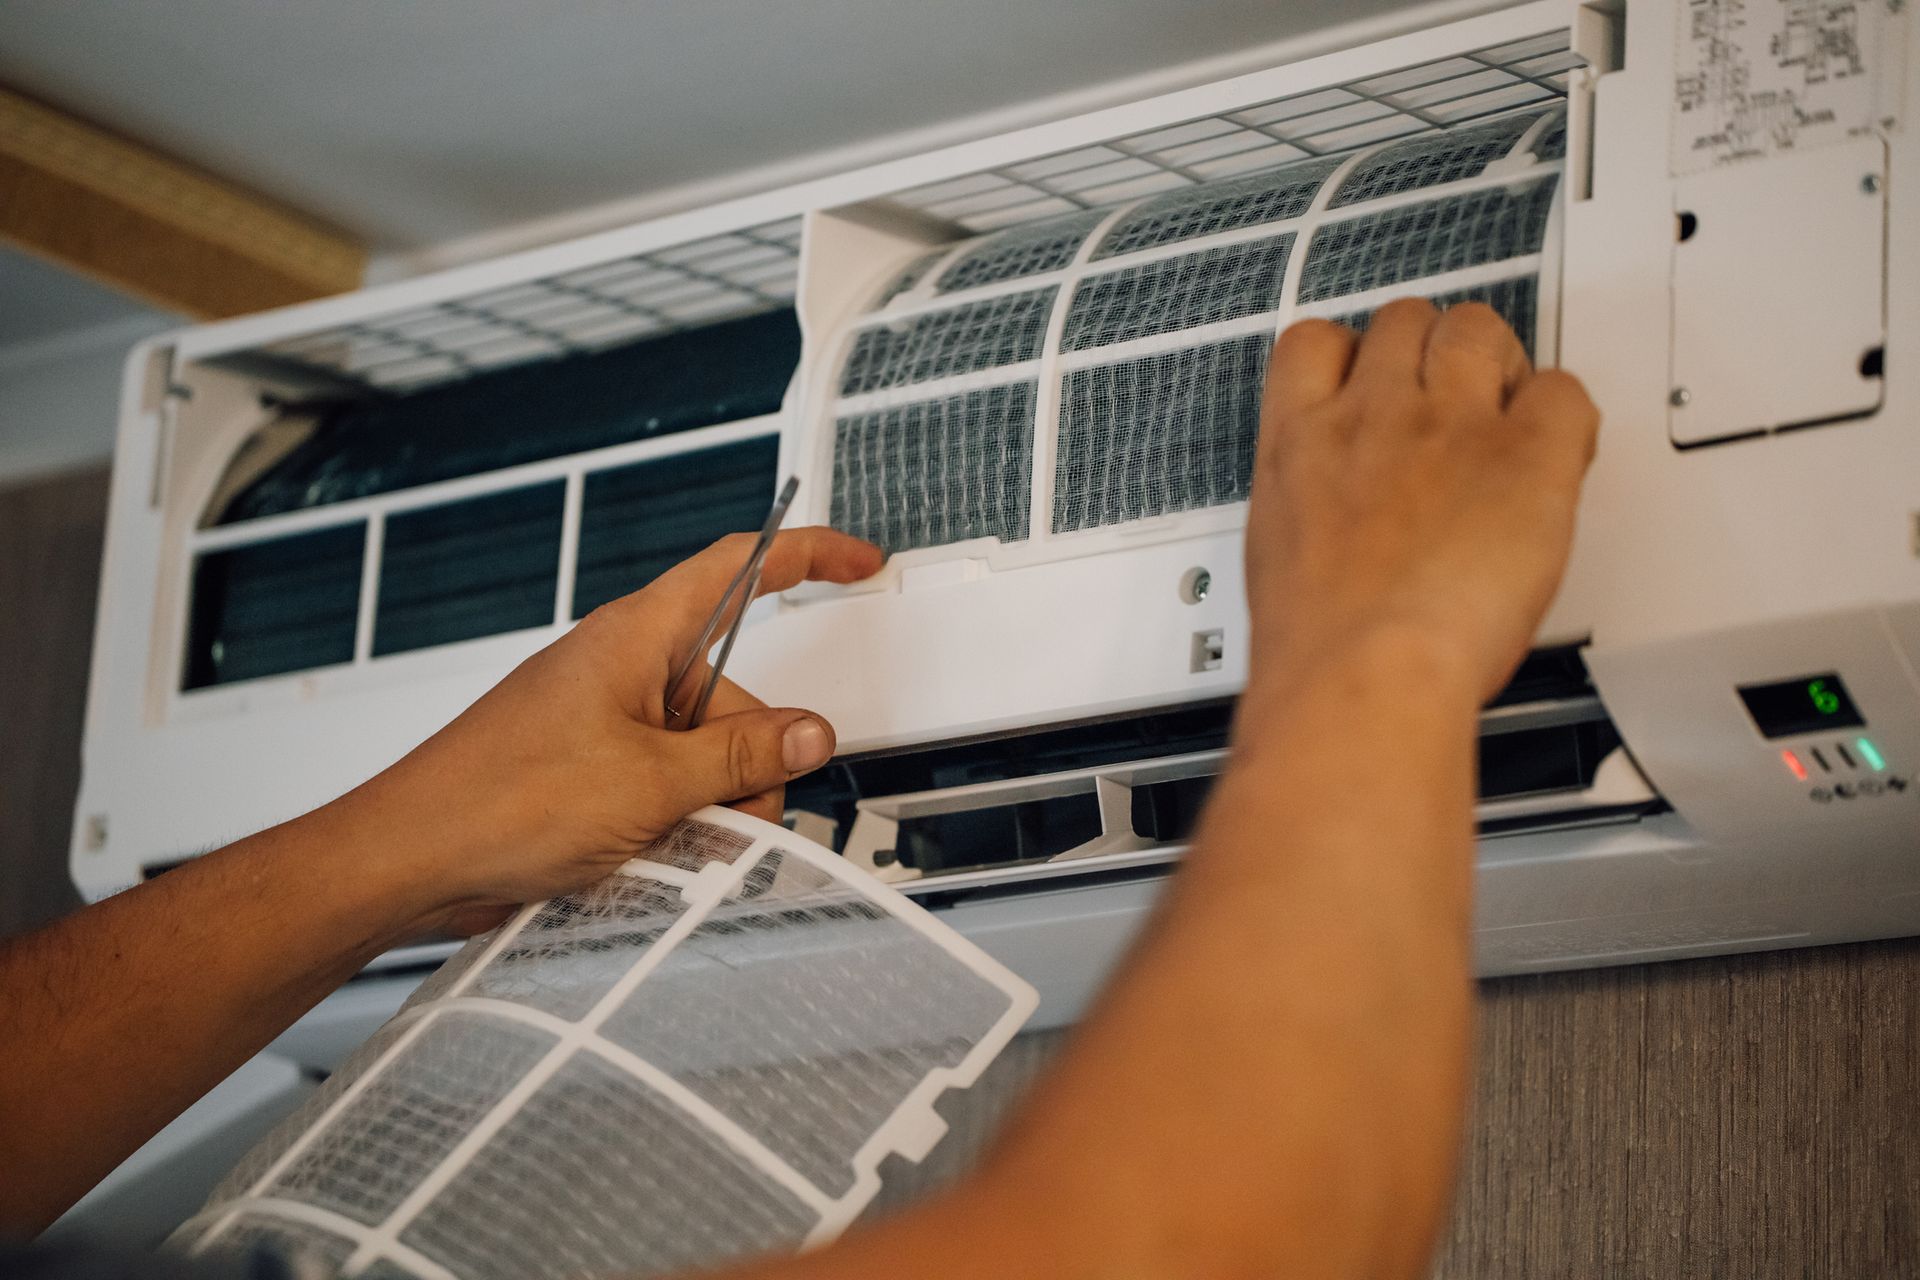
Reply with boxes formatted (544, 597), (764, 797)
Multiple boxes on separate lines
(74, 0), (1919, 1033)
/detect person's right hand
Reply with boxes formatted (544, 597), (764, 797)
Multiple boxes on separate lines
(1245, 299), (1600, 707)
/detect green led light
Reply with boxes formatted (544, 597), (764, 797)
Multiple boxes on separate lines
(1856, 737), (1886, 771)
(1809, 679), (1842, 715)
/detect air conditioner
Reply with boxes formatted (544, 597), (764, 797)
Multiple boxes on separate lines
(72, 0), (1919, 1037)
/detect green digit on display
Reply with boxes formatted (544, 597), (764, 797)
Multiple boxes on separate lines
(1809, 680), (1841, 716)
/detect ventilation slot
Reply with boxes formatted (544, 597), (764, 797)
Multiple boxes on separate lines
(217, 308), (800, 524)
(373, 483), (566, 657)
(571, 435), (780, 618)
(184, 524), (365, 690)
(787, 646), (1654, 888)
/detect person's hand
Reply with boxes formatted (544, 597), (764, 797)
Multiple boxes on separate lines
(331, 526), (884, 936)
(1247, 299), (1599, 707)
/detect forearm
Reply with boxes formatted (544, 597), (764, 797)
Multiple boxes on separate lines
(732, 634), (1483, 1280)
(0, 798), (435, 1237)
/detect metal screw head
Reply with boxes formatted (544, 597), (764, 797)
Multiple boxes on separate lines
(1669, 387), (1692, 408)
(1862, 173), (1883, 195)
(1191, 570), (1211, 602)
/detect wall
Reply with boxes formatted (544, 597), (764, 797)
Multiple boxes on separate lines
(0, 464), (107, 936)
(2, 465), (1916, 1273)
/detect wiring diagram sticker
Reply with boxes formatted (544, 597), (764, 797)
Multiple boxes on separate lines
(1672, 0), (1909, 175)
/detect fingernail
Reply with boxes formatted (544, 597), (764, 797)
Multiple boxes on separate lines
(782, 718), (831, 774)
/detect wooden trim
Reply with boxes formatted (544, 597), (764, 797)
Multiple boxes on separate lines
(0, 87), (365, 319)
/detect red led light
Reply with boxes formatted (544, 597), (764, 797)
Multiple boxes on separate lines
(1780, 749), (1809, 781)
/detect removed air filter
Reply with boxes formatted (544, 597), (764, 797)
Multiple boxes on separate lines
(172, 809), (1037, 1280)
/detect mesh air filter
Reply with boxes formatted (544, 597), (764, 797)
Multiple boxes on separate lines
(1054, 336), (1270, 534)
(825, 104), (1564, 558)
(1296, 175), (1558, 303)
(176, 810), (1036, 1280)
(936, 212), (1107, 292)
(1327, 109), (1547, 207)
(831, 383), (1036, 554)
(839, 288), (1055, 395)
(1092, 157), (1341, 260)
(1062, 235), (1295, 352)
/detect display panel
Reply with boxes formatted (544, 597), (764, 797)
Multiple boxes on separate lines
(1737, 672), (1865, 739)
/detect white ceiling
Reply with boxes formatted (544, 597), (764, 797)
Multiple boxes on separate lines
(0, 0), (1479, 255)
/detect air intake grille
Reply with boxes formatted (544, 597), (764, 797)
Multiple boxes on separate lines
(1054, 336), (1269, 534)
(1296, 176), (1557, 303)
(1061, 235), (1295, 352)
(828, 101), (1564, 557)
(831, 383), (1035, 554)
(839, 289), (1054, 396)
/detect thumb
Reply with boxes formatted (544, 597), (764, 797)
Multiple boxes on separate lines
(664, 708), (836, 809)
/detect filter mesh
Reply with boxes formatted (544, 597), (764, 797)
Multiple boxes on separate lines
(263, 1015), (552, 1228)
(1297, 175), (1557, 303)
(1054, 335), (1270, 534)
(1328, 109), (1545, 207)
(398, 1051), (816, 1280)
(839, 289), (1055, 395)
(1062, 234), (1294, 353)
(824, 107), (1562, 557)
(1093, 157), (1340, 259)
(599, 851), (1018, 1197)
(459, 876), (691, 1022)
(831, 383), (1035, 554)
(177, 812), (1035, 1280)
(936, 212), (1106, 292)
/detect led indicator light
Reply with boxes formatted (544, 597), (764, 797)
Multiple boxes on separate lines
(1857, 738), (1887, 772)
(1781, 749), (1809, 781)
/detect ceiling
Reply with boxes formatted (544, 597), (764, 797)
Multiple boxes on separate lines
(0, 0), (1479, 255)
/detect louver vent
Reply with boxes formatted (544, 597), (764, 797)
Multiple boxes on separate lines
(828, 104), (1563, 557)
(184, 310), (792, 691)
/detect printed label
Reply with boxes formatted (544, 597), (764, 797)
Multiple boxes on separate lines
(1672, 0), (1903, 174)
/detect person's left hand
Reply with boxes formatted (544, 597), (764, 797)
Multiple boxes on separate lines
(330, 526), (884, 936)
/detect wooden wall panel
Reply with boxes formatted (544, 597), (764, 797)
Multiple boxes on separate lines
(0, 464), (109, 938)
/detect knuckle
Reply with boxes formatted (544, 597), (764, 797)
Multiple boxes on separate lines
(725, 728), (763, 795)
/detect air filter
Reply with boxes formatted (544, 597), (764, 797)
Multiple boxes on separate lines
(822, 107), (1564, 555)
(171, 810), (1037, 1280)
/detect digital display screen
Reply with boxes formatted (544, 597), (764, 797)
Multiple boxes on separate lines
(1737, 672), (1865, 739)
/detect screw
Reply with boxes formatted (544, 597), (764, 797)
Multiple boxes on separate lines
(1862, 173), (1882, 194)
(1669, 387), (1691, 407)
(1191, 570), (1211, 602)
(84, 814), (108, 852)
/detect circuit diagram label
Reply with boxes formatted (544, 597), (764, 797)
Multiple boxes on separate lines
(1673, 0), (1904, 174)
